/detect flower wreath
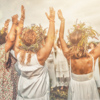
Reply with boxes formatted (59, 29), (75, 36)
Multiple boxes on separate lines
(68, 21), (99, 51)
(0, 28), (5, 36)
(18, 24), (46, 52)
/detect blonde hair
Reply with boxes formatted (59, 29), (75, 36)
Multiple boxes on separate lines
(19, 50), (32, 65)
(21, 29), (36, 46)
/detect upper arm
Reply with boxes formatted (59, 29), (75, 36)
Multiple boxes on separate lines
(5, 40), (14, 52)
(5, 30), (16, 53)
(60, 38), (70, 58)
(37, 39), (53, 64)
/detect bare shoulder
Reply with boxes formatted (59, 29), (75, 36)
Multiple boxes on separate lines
(90, 43), (100, 59)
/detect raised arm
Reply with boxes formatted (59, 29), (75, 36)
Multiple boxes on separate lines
(37, 7), (55, 65)
(58, 10), (70, 58)
(5, 16), (18, 52)
(2, 19), (10, 41)
(14, 5), (25, 57)
(3, 19), (10, 35)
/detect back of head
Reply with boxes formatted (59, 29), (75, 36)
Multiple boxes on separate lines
(68, 22), (99, 59)
(18, 24), (46, 65)
(21, 29), (36, 46)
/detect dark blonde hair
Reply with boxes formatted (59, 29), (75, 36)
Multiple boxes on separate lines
(19, 50), (32, 65)
(21, 29), (36, 46)
(19, 29), (36, 64)
(68, 30), (87, 59)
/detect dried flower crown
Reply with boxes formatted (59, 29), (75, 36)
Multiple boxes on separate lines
(0, 28), (5, 36)
(18, 24), (46, 52)
(68, 21), (99, 51)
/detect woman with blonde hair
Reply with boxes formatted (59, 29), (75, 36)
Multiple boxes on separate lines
(57, 10), (100, 100)
(7, 5), (55, 100)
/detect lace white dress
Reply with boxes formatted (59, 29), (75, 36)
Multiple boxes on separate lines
(68, 57), (100, 100)
(16, 53), (50, 100)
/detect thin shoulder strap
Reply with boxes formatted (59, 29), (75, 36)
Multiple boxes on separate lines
(90, 55), (95, 76)
(70, 59), (72, 78)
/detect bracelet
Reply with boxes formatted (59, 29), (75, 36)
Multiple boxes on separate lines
(49, 19), (55, 22)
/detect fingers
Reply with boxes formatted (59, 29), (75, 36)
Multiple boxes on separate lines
(21, 5), (25, 19)
(45, 12), (49, 20)
(5, 19), (10, 26)
(6, 19), (10, 23)
(57, 9), (61, 15)
(12, 14), (18, 19)
(21, 5), (24, 12)
(50, 7), (55, 14)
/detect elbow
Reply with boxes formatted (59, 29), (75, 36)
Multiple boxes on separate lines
(8, 34), (15, 42)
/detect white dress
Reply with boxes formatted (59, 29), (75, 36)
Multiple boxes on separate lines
(45, 48), (56, 88)
(68, 57), (100, 100)
(16, 53), (50, 100)
(55, 47), (69, 87)
(94, 58), (100, 87)
(88, 49), (100, 87)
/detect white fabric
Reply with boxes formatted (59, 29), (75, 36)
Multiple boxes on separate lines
(94, 58), (100, 87)
(88, 49), (100, 87)
(55, 47), (69, 86)
(16, 53), (50, 100)
(45, 48), (56, 87)
(68, 57), (100, 100)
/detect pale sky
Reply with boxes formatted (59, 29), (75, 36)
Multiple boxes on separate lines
(0, 0), (100, 42)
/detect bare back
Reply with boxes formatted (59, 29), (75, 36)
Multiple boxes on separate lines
(70, 55), (96, 74)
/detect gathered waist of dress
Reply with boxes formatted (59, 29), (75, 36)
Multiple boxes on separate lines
(71, 72), (93, 82)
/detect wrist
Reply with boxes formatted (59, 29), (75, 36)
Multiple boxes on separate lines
(13, 22), (18, 25)
(61, 18), (65, 22)
(49, 19), (55, 23)
(20, 17), (24, 21)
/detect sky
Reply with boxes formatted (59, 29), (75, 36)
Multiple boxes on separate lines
(0, 0), (100, 42)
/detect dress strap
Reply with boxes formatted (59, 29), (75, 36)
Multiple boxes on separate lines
(90, 55), (95, 77)
(70, 59), (72, 78)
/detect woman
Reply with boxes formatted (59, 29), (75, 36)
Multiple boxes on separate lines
(55, 38), (69, 89)
(0, 17), (18, 100)
(57, 10), (100, 100)
(7, 6), (55, 100)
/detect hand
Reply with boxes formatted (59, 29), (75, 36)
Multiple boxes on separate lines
(12, 14), (18, 24)
(57, 10), (64, 21)
(21, 5), (25, 20)
(4, 19), (10, 28)
(45, 7), (55, 21)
